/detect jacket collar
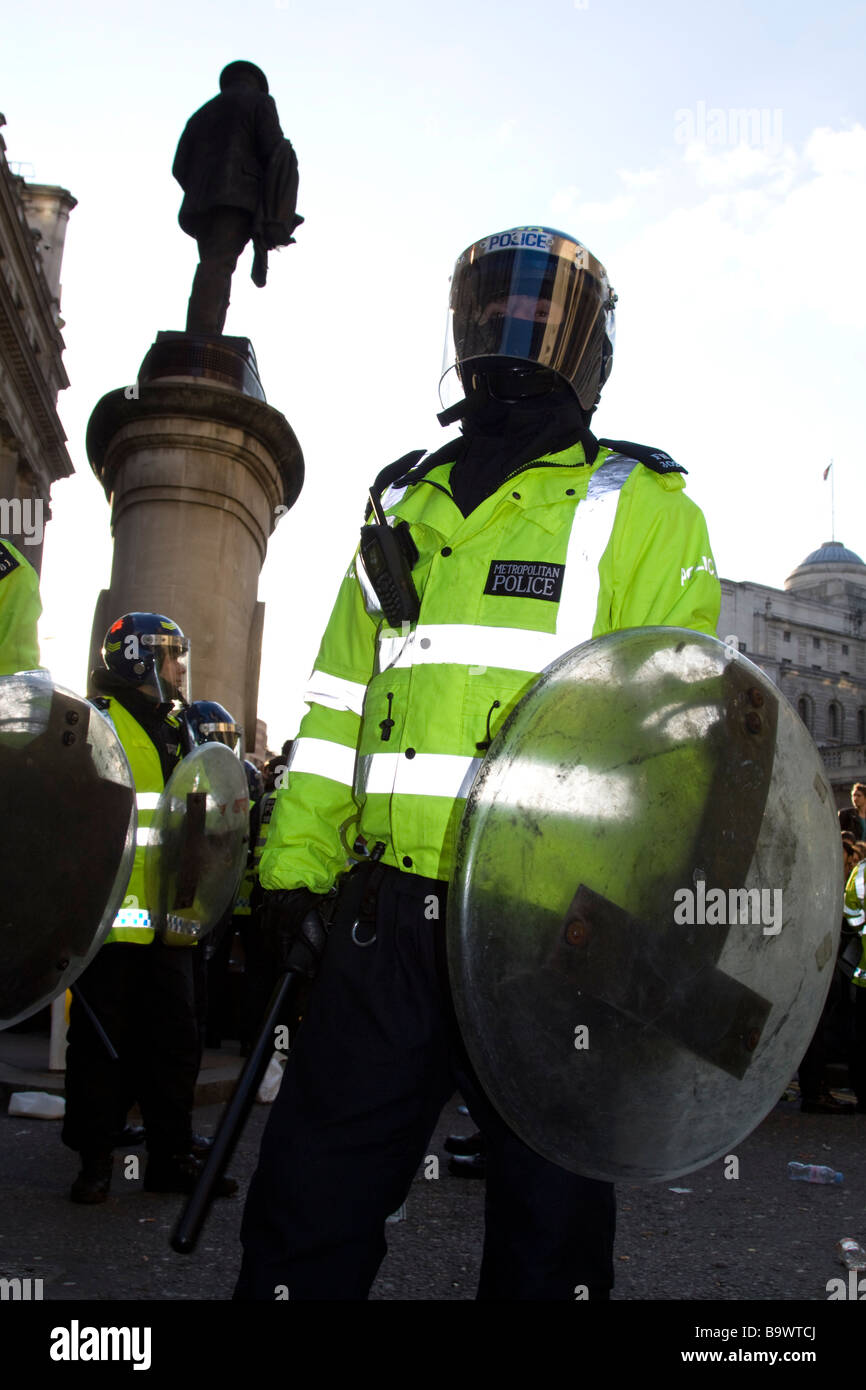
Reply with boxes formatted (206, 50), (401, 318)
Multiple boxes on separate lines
(390, 441), (614, 538)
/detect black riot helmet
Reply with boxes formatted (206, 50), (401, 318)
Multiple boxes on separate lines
(243, 759), (264, 802)
(102, 613), (190, 705)
(219, 61), (269, 94)
(187, 699), (242, 755)
(440, 226), (617, 419)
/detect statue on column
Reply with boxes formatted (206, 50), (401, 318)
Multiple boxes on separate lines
(172, 61), (303, 337)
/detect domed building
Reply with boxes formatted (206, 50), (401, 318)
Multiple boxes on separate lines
(718, 542), (866, 807)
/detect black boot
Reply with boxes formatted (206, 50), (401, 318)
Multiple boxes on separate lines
(113, 1124), (146, 1148)
(70, 1152), (113, 1204)
(444, 1131), (484, 1156)
(447, 1153), (488, 1179)
(144, 1151), (237, 1197)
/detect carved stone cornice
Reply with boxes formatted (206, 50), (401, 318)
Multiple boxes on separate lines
(0, 129), (73, 485)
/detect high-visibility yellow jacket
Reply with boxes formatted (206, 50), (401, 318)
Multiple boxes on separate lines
(0, 540), (41, 676)
(91, 696), (182, 944)
(844, 860), (866, 985)
(234, 795), (263, 915)
(235, 790), (277, 915)
(261, 441), (721, 893)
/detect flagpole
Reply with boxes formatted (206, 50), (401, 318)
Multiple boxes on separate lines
(831, 459), (835, 541)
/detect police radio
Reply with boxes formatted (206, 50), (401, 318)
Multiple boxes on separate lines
(359, 489), (421, 628)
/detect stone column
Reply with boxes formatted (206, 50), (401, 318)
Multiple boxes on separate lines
(86, 336), (303, 745)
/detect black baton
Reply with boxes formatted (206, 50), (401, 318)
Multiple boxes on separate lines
(170, 965), (300, 1254)
(70, 984), (119, 1062)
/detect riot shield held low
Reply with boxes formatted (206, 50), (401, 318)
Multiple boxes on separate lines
(448, 628), (842, 1182)
(0, 673), (136, 1028)
(145, 742), (249, 944)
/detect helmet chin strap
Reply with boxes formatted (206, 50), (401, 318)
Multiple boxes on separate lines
(438, 365), (567, 427)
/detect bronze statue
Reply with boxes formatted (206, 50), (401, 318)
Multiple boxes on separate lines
(172, 61), (302, 337)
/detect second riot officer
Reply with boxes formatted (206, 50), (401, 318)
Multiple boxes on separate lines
(62, 613), (236, 1202)
(236, 225), (721, 1299)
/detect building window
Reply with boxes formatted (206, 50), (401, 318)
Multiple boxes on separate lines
(783, 631), (791, 643)
(797, 696), (813, 732)
(813, 637), (821, 649)
(828, 702), (842, 740)
(842, 644), (849, 655)
(859, 708), (866, 744)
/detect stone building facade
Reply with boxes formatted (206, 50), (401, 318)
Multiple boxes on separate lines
(718, 541), (866, 809)
(0, 114), (75, 575)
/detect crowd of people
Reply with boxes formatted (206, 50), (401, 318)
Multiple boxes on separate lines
(796, 782), (866, 1114)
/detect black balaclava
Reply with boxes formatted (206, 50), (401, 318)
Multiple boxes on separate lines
(448, 373), (599, 517)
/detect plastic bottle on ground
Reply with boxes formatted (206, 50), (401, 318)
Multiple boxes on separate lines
(837, 1238), (866, 1270)
(787, 1161), (843, 1184)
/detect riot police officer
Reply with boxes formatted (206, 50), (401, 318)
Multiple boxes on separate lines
(0, 538), (41, 675)
(235, 226), (720, 1299)
(62, 613), (236, 1202)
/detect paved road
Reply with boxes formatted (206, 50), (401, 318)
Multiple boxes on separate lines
(1, 1085), (864, 1304)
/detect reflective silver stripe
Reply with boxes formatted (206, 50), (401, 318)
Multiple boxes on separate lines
(112, 909), (152, 929)
(135, 827), (157, 846)
(378, 624), (561, 674)
(845, 863), (866, 927)
(375, 453), (636, 676)
(288, 736), (356, 787)
(355, 552), (383, 620)
(554, 454), (636, 655)
(136, 792), (161, 810)
(306, 669), (367, 716)
(381, 482), (410, 510)
(359, 752), (482, 800)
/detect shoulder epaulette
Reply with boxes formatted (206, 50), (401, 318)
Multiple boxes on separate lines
(366, 440), (467, 518)
(0, 540), (21, 579)
(598, 438), (687, 475)
(365, 450), (427, 519)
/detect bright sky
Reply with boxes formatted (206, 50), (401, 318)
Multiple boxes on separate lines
(3, 0), (864, 745)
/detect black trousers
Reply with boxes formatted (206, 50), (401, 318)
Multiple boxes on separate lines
(235, 865), (615, 1300)
(62, 939), (198, 1157)
(799, 961), (858, 1102)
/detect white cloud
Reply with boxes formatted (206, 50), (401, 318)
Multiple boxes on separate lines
(682, 139), (798, 189)
(804, 123), (866, 175)
(550, 186), (634, 227)
(618, 167), (661, 189)
(593, 120), (866, 593)
(550, 183), (581, 216)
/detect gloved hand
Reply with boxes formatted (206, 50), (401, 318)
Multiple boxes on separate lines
(260, 888), (329, 979)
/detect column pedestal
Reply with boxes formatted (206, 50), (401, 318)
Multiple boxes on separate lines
(87, 333), (303, 747)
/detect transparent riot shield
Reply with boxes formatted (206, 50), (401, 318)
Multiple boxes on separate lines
(0, 673), (136, 1028)
(145, 742), (249, 945)
(448, 628), (842, 1182)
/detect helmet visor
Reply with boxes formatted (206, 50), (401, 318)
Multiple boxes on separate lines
(142, 634), (191, 706)
(198, 720), (242, 754)
(441, 228), (615, 412)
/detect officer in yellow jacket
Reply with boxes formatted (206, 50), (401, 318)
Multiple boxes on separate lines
(236, 226), (721, 1299)
(0, 538), (41, 675)
(62, 612), (235, 1203)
